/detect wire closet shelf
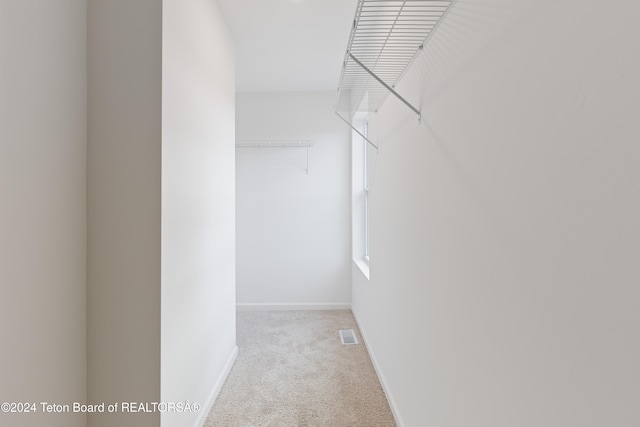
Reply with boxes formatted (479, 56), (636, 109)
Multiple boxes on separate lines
(334, 0), (455, 148)
(235, 140), (314, 174)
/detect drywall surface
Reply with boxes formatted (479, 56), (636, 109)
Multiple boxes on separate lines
(236, 91), (351, 307)
(87, 1), (161, 426)
(352, 1), (640, 426)
(161, 1), (237, 426)
(0, 2), (87, 426)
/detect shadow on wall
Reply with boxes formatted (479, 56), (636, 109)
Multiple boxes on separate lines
(401, 0), (537, 109)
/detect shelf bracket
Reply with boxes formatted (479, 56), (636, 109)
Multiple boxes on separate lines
(334, 110), (378, 151)
(348, 53), (421, 122)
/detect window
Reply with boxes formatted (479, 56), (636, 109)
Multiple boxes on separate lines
(363, 120), (370, 261)
(352, 113), (372, 278)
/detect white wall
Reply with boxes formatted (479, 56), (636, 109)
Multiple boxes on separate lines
(87, 1), (162, 426)
(161, 1), (237, 426)
(352, 1), (640, 426)
(0, 1), (87, 426)
(236, 91), (351, 308)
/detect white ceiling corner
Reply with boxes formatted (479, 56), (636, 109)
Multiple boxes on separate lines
(216, 0), (358, 93)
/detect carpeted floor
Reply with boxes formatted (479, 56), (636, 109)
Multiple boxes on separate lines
(204, 310), (396, 427)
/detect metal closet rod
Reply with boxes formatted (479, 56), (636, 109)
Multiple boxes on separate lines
(235, 140), (314, 148)
(235, 140), (314, 175)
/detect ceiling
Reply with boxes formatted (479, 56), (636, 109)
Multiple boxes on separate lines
(216, 0), (358, 93)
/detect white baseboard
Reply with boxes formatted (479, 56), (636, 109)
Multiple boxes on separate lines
(194, 345), (238, 427)
(352, 308), (405, 427)
(237, 303), (352, 311)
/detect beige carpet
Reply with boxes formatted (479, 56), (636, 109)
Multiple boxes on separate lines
(204, 310), (396, 427)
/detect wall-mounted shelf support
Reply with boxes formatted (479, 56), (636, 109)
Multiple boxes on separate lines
(347, 53), (421, 123)
(334, 111), (378, 150)
(235, 140), (314, 174)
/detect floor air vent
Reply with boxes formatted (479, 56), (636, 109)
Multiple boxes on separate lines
(339, 329), (358, 345)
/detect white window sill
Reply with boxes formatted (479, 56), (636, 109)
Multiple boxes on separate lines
(353, 257), (370, 280)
